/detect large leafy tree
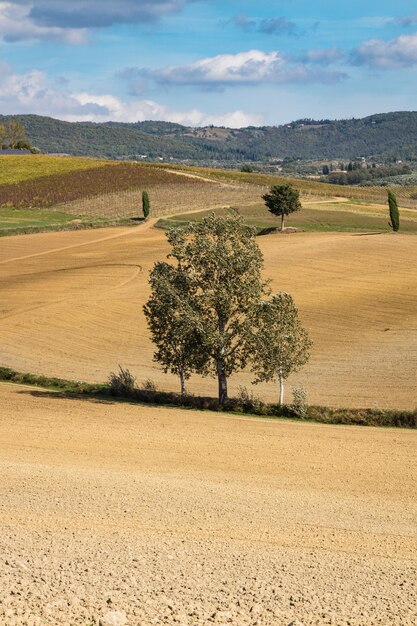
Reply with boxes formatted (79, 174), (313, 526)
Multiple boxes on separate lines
(251, 292), (312, 406)
(262, 184), (301, 231)
(145, 213), (268, 404)
(387, 189), (400, 232)
(143, 262), (207, 396)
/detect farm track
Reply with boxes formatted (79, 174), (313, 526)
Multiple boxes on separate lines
(0, 383), (416, 625)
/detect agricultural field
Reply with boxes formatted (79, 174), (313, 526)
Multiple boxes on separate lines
(2, 155), (417, 242)
(1, 382), (416, 625)
(1, 220), (416, 409)
(158, 198), (417, 234)
(0, 154), (113, 185)
(182, 165), (417, 209)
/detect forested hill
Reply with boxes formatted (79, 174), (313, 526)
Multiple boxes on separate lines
(2, 111), (417, 162)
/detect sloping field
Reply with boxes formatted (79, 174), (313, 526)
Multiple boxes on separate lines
(0, 222), (416, 408)
(0, 383), (416, 625)
(186, 166), (417, 209)
(0, 154), (113, 185)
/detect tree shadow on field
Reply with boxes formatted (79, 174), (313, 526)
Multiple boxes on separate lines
(17, 389), (120, 406)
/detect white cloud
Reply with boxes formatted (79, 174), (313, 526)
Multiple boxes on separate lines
(73, 92), (262, 127)
(125, 49), (347, 89)
(0, 62), (261, 128)
(353, 32), (417, 69)
(0, 2), (87, 42)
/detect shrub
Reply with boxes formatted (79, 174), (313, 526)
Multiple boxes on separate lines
(236, 385), (264, 413)
(108, 366), (136, 396)
(290, 384), (308, 419)
(141, 377), (158, 392)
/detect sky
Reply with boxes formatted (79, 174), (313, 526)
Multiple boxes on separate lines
(1, 0), (417, 127)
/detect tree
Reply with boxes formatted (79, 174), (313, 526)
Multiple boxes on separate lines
(5, 120), (26, 148)
(0, 124), (5, 146)
(262, 184), (301, 231)
(240, 164), (254, 173)
(387, 189), (400, 232)
(143, 262), (207, 396)
(146, 213), (267, 404)
(250, 292), (312, 406)
(142, 190), (151, 220)
(322, 164), (330, 175)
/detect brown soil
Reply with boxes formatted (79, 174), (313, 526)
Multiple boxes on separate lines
(0, 383), (416, 625)
(0, 224), (416, 408)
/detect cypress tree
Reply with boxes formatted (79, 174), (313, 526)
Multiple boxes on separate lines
(387, 190), (400, 232)
(142, 191), (151, 220)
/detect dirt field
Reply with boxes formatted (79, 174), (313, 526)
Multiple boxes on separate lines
(0, 382), (416, 625)
(0, 220), (416, 408)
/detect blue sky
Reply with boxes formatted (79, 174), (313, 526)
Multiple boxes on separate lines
(1, 0), (417, 126)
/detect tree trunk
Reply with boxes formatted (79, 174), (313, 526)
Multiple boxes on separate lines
(217, 359), (228, 405)
(278, 374), (285, 407)
(280, 213), (285, 232)
(179, 372), (186, 398)
(216, 317), (228, 405)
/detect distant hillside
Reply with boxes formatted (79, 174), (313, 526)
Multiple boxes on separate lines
(2, 111), (417, 162)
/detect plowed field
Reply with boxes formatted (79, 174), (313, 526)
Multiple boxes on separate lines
(0, 383), (416, 625)
(1, 220), (416, 408)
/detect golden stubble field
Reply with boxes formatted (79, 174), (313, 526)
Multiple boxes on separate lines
(0, 217), (416, 408)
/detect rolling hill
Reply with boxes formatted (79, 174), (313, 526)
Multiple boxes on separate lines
(2, 111), (417, 162)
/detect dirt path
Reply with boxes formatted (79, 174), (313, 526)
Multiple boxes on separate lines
(0, 383), (416, 626)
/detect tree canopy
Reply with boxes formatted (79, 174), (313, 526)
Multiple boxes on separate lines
(262, 184), (301, 231)
(250, 292), (312, 406)
(144, 213), (268, 403)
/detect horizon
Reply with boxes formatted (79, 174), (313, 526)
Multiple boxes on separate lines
(1, 1), (417, 127)
(6, 109), (417, 131)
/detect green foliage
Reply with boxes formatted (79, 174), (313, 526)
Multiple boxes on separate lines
(327, 163), (411, 186)
(142, 190), (151, 219)
(4, 120), (26, 148)
(108, 366), (136, 395)
(141, 378), (158, 392)
(291, 384), (309, 419)
(146, 213), (268, 403)
(262, 184), (301, 230)
(240, 164), (254, 173)
(5, 111), (417, 162)
(250, 293), (312, 405)
(143, 262), (207, 396)
(388, 189), (400, 231)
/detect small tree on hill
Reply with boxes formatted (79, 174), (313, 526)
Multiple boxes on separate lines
(262, 184), (301, 231)
(250, 292), (312, 406)
(142, 190), (151, 220)
(5, 120), (26, 148)
(143, 262), (207, 396)
(387, 189), (400, 232)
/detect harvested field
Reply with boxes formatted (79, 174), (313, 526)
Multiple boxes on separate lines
(0, 222), (416, 408)
(0, 382), (416, 625)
